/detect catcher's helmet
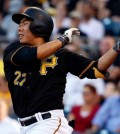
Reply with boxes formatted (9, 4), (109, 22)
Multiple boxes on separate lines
(12, 7), (54, 41)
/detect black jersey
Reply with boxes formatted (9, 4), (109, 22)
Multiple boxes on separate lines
(3, 42), (92, 118)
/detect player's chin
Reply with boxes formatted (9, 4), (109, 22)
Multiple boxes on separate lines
(19, 38), (27, 44)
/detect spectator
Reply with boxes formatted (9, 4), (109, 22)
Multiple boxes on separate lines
(69, 84), (100, 134)
(0, 0), (6, 36)
(64, 73), (85, 117)
(79, 1), (105, 41)
(99, 36), (115, 56)
(118, 80), (120, 91)
(0, 98), (20, 134)
(64, 73), (105, 117)
(103, 18), (120, 37)
(91, 82), (120, 134)
(24, 0), (42, 7)
(0, 59), (11, 102)
(69, 10), (87, 37)
(96, 0), (120, 37)
(1, 0), (24, 42)
(75, 0), (84, 13)
(104, 81), (119, 99)
(65, 36), (88, 57)
(108, 66), (120, 81)
(0, 76), (11, 103)
(99, 36), (120, 66)
(106, 0), (120, 17)
(52, 2), (71, 36)
(67, 0), (79, 12)
(48, 0), (65, 8)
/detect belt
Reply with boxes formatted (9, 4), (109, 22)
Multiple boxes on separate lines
(19, 112), (51, 126)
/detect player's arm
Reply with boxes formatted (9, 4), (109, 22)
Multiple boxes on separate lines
(11, 40), (63, 65)
(4, 41), (63, 66)
(37, 28), (80, 59)
(60, 47), (116, 79)
(37, 40), (63, 60)
(4, 28), (80, 66)
(82, 39), (120, 79)
(97, 48), (119, 71)
(10, 41), (63, 66)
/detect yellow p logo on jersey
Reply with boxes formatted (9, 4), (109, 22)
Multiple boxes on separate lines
(40, 55), (58, 75)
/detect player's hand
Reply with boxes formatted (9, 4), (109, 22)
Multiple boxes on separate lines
(64, 28), (80, 43)
(57, 28), (80, 46)
(113, 39), (120, 53)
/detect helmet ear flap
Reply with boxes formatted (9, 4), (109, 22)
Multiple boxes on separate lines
(29, 20), (50, 41)
(29, 21), (45, 36)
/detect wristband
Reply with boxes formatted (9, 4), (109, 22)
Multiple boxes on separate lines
(57, 35), (69, 46)
(113, 40), (120, 53)
(113, 45), (120, 53)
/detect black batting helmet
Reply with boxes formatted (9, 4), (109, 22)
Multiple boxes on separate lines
(12, 7), (54, 41)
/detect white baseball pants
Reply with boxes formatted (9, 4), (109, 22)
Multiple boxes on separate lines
(19, 110), (73, 134)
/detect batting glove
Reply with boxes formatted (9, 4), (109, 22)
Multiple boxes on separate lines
(57, 28), (80, 46)
(113, 39), (120, 53)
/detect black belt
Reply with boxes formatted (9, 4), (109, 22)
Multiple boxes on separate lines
(19, 112), (51, 126)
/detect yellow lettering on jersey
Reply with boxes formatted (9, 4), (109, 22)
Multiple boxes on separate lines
(14, 71), (26, 86)
(19, 73), (26, 86)
(40, 55), (58, 75)
(14, 71), (21, 86)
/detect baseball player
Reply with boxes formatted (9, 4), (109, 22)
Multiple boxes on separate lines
(3, 7), (120, 134)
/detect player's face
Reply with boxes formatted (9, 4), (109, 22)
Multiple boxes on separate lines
(18, 18), (36, 45)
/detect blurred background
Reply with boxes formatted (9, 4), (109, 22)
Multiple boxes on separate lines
(0, 0), (120, 134)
